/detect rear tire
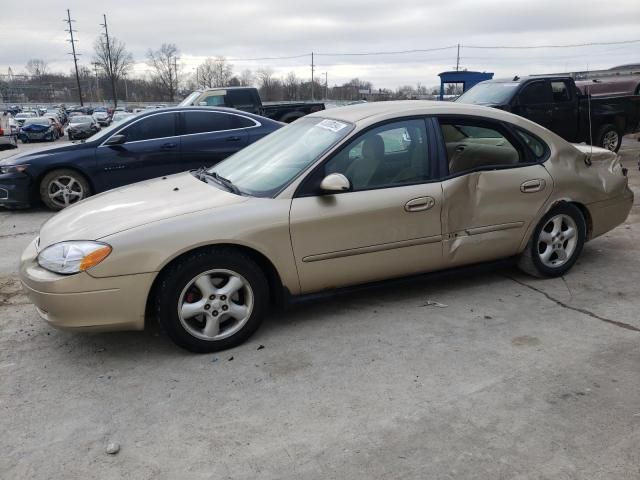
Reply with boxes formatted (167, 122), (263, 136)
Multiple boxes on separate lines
(155, 248), (269, 353)
(517, 203), (586, 278)
(596, 123), (622, 152)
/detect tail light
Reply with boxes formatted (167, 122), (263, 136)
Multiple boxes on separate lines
(0, 128), (4, 136)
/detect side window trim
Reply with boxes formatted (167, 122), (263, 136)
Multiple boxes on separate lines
(180, 110), (261, 138)
(435, 115), (534, 179)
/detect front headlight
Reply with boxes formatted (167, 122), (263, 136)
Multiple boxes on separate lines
(0, 164), (28, 174)
(37, 241), (112, 275)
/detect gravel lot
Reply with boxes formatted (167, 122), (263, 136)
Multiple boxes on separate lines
(1, 137), (639, 479)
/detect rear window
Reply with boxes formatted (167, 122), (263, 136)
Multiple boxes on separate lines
(515, 128), (548, 159)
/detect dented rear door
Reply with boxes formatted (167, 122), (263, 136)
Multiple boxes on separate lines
(436, 117), (553, 266)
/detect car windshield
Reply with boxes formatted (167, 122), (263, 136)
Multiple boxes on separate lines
(209, 116), (354, 197)
(456, 82), (520, 105)
(71, 116), (93, 123)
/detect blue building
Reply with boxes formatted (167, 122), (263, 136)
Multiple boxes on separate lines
(438, 71), (494, 100)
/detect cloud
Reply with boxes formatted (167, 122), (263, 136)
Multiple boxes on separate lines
(1, 0), (639, 89)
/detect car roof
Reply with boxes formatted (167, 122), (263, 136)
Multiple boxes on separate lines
(307, 100), (516, 123)
(137, 105), (276, 122)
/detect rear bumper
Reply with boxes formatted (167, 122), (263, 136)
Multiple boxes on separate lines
(20, 239), (156, 331)
(588, 187), (634, 239)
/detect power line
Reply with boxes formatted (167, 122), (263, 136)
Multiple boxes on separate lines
(462, 39), (640, 49)
(224, 39), (639, 62)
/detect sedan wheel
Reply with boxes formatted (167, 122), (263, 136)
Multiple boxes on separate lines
(156, 248), (269, 353)
(39, 169), (91, 210)
(517, 203), (585, 278)
(536, 214), (578, 268)
(178, 269), (254, 341)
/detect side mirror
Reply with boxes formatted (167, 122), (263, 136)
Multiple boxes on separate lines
(320, 173), (351, 193)
(104, 134), (126, 146)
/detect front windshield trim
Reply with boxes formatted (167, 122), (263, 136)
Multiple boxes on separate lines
(209, 116), (355, 199)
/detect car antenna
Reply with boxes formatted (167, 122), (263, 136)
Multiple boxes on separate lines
(586, 67), (593, 166)
(512, 75), (519, 81)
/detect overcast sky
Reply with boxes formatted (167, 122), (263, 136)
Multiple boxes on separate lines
(2, 0), (639, 89)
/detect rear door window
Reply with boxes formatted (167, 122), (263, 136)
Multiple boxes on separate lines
(183, 111), (253, 134)
(551, 81), (571, 102)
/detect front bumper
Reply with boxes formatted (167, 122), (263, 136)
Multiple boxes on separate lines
(20, 239), (156, 331)
(588, 187), (634, 239)
(0, 172), (32, 207)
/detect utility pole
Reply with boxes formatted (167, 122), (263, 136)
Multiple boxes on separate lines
(92, 62), (100, 103)
(100, 14), (117, 108)
(64, 9), (83, 106)
(455, 43), (460, 72)
(323, 72), (328, 100)
(310, 52), (315, 101)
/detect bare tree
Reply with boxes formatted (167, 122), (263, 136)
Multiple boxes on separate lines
(283, 72), (299, 100)
(25, 59), (48, 78)
(93, 36), (133, 103)
(212, 56), (233, 87)
(147, 43), (181, 101)
(239, 69), (254, 87)
(196, 58), (216, 88)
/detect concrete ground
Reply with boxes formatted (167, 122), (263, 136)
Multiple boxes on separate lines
(1, 137), (639, 479)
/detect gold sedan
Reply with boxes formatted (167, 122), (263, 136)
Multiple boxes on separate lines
(20, 101), (633, 352)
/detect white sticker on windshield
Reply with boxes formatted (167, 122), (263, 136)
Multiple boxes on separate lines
(316, 119), (348, 132)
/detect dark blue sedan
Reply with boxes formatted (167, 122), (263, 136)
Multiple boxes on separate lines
(0, 106), (282, 210)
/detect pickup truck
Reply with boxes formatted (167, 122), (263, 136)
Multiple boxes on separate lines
(456, 75), (640, 152)
(179, 87), (325, 123)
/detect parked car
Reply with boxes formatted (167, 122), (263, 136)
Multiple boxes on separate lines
(43, 114), (65, 137)
(456, 75), (640, 152)
(17, 101), (633, 352)
(180, 86), (325, 123)
(14, 111), (37, 127)
(93, 108), (112, 126)
(18, 117), (58, 143)
(0, 112), (18, 150)
(67, 115), (101, 140)
(0, 106), (282, 210)
(111, 112), (134, 124)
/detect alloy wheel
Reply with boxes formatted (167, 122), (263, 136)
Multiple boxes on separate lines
(602, 130), (619, 151)
(47, 175), (85, 208)
(178, 269), (254, 341)
(537, 214), (578, 268)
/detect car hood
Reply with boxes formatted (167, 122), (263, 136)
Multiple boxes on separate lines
(0, 142), (90, 166)
(69, 122), (93, 128)
(38, 172), (247, 248)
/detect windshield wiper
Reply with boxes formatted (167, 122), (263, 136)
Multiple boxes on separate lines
(192, 167), (241, 195)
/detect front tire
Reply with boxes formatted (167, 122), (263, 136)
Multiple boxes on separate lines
(155, 248), (269, 353)
(39, 169), (91, 210)
(596, 123), (622, 152)
(517, 203), (586, 278)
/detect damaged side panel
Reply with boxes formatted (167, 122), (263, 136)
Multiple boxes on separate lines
(441, 164), (553, 266)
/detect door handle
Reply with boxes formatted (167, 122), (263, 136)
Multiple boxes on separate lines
(160, 142), (177, 149)
(520, 179), (546, 193)
(404, 196), (435, 212)
(225, 136), (242, 142)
